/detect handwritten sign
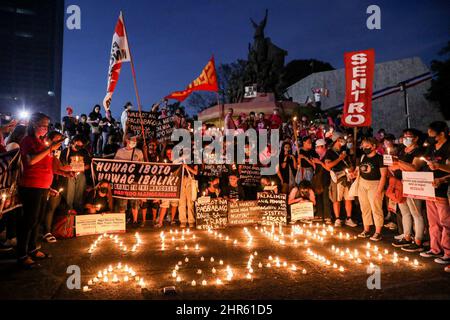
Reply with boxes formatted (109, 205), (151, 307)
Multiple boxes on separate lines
(202, 164), (230, 177)
(126, 110), (158, 140)
(228, 200), (261, 226)
(290, 201), (314, 222)
(70, 156), (85, 172)
(383, 155), (393, 166)
(75, 213), (126, 236)
(257, 192), (287, 226)
(155, 116), (175, 143)
(195, 198), (228, 230)
(402, 171), (435, 201)
(238, 164), (261, 187)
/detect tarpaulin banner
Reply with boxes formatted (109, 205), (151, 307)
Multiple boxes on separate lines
(91, 158), (183, 200)
(342, 49), (375, 127)
(0, 149), (22, 216)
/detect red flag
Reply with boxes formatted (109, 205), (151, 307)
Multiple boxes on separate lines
(342, 49), (375, 127)
(103, 12), (131, 111)
(165, 56), (218, 102)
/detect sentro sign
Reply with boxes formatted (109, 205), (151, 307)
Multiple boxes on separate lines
(342, 49), (375, 127)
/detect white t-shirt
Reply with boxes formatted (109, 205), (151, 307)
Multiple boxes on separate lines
(114, 147), (144, 162)
(121, 110), (128, 130)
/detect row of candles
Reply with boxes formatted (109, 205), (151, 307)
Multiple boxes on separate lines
(88, 232), (142, 254)
(82, 262), (146, 292)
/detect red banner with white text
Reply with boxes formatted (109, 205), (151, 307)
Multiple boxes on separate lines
(342, 49), (375, 127)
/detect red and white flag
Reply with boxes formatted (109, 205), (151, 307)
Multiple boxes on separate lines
(103, 12), (131, 111)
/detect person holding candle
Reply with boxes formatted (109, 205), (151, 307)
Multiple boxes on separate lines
(59, 135), (91, 213)
(356, 137), (388, 241)
(84, 180), (113, 214)
(389, 128), (426, 252)
(400, 121), (450, 265)
(222, 173), (245, 201)
(324, 132), (357, 228)
(16, 113), (72, 268)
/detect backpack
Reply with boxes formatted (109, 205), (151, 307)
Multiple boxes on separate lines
(386, 176), (406, 204)
(52, 209), (77, 239)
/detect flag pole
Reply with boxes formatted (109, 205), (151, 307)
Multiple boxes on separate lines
(121, 11), (148, 161)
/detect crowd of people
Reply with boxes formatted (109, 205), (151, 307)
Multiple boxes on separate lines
(0, 102), (449, 273)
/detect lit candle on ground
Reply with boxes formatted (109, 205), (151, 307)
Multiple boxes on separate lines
(83, 286), (90, 292)
(212, 267), (216, 274)
(139, 278), (145, 288)
(124, 276), (129, 282)
(200, 256), (205, 261)
(185, 257), (189, 263)
(191, 280), (196, 286)
(202, 280), (207, 286)
(176, 276), (181, 282)
(197, 269), (202, 274)
(210, 257), (215, 262)
(88, 280), (93, 285)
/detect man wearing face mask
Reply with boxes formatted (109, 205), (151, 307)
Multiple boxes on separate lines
(324, 132), (357, 228)
(114, 134), (145, 227)
(84, 181), (113, 214)
(60, 135), (91, 213)
(312, 139), (332, 223)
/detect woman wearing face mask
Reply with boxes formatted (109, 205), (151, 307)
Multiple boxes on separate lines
(203, 177), (223, 199)
(400, 121), (450, 266)
(389, 129), (425, 252)
(59, 135), (90, 213)
(356, 137), (388, 241)
(84, 181), (113, 214)
(16, 113), (69, 268)
(88, 105), (102, 155)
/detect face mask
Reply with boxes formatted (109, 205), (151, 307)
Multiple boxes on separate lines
(347, 143), (353, 149)
(403, 137), (413, 147)
(427, 136), (437, 145)
(99, 187), (108, 194)
(363, 148), (373, 155)
(128, 141), (137, 148)
(74, 145), (83, 151)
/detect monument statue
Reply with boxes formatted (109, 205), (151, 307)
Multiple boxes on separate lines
(244, 9), (288, 99)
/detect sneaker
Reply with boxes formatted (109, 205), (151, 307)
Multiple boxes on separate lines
(370, 233), (382, 241)
(0, 241), (13, 252)
(401, 243), (424, 252)
(434, 256), (450, 265)
(392, 238), (411, 248)
(180, 223), (186, 228)
(420, 250), (443, 258)
(334, 219), (342, 227)
(394, 234), (404, 240)
(3, 238), (17, 247)
(345, 218), (357, 227)
(358, 231), (371, 238)
(43, 233), (57, 243)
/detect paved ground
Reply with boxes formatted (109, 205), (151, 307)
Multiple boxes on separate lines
(0, 223), (449, 300)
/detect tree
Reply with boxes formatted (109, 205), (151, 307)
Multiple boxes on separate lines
(217, 60), (248, 103)
(186, 92), (217, 113)
(279, 59), (334, 93)
(426, 41), (450, 119)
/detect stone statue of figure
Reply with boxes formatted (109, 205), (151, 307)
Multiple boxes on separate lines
(242, 9), (288, 99)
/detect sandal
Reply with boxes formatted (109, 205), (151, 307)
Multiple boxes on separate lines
(29, 250), (52, 260)
(17, 256), (39, 269)
(43, 233), (57, 243)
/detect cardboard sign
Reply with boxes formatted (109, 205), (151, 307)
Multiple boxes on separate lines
(92, 159), (183, 199)
(75, 213), (126, 236)
(126, 110), (158, 140)
(155, 116), (175, 143)
(195, 198), (228, 230)
(402, 171), (435, 200)
(290, 201), (314, 222)
(383, 155), (393, 166)
(238, 164), (261, 187)
(70, 156), (85, 172)
(257, 192), (287, 226)
(228, 200), (261, 226)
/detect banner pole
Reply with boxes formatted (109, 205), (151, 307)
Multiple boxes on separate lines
(353, 127), (358, 166)
(121, 12), (148, 161)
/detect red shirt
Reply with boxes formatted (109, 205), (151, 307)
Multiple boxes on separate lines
(20, 136), (53, 189)
(269, 114), (283, 129)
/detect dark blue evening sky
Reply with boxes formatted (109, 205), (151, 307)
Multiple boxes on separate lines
(61, 0), (450, 118)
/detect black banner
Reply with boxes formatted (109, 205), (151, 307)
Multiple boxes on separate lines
(238, 164), (261, 187)
(228, 200), (261, 226)
(0, 149), (22, 215)
(257, 192), (287, 226)
(155, 116), (175, 143)
(195, 198), (228, 230)
(91, 158), (183, 199)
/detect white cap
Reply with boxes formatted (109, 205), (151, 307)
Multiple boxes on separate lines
(315, 139), (326, 147)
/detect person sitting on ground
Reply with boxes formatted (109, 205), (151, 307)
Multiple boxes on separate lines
(222, 173), (245, 201)
(203, 177), (223, 199)
(84, 180), (113, 214)
(288, 180), (316, 206)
